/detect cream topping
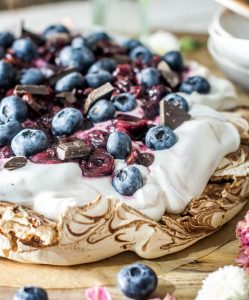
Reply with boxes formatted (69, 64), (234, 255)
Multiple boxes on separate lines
(0, 105), (240, 221)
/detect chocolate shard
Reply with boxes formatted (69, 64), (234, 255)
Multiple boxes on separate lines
(22, 93), (43, 113)
(46, 32), (71, 43)
(84, 82), (114, 114)
(112, 54), (131, 64)
(48, 67), (77, 86)
(56, 138), (91, 160)
(22, 27), (46, 46)
(160, 100), (191, 129)
(157, 61), (180, 88)
(14, 85), (50, 96)
(56, 91), (77, 104)
(4, 156), (27, 171)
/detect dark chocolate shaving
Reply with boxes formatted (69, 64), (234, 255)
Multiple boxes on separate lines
(22, 93), (44, 113)
(112, 54), (131, 64)
(3, 156), (27, 171)
(56, 91), (77, 104)
(160, 100), (191, 129)
(15, 85), (50, 96)
(56, 138), (91, 160)
(48, 67), (77, 86)
(157, 61), (180, 88)
(84, 82), (114, 113)
(22, 28), (46, 46)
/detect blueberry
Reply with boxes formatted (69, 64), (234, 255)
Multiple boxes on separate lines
(12, 38), (38, 61)
(0, 119), (22, 147)
(145, 125), (177, 150)
(86, 69), (112, 88)
(117, 263), (158, 299)
(55, 72), (84, 92)
(162, 51), (184, 73)
(179, 76), (211, 94)
(71, 36), (87, 49)
(59, 46), (94, 73)
(123, 39), (143, 52)
(112, 166), (143, 196)
(0, 61), (16, 89)
(20, 68), (45, 85)
(0, 32), (14, 48)
(129, 46), (152, 64)
(11, 129), (48, 157)
(0, 95), (28, 122)
(164, 93), (189, 112)
(52, 107), (83, 136)
(107, 131), (132, 159)
(138, 67), (160, 88)
(86, 31), (111, 48)
(42, 24), (69, 38)
(112, 93), (137, 112)
(88, 99), (115, 123)
(88, 58), (117, 74)
(13, 286), (48, 300)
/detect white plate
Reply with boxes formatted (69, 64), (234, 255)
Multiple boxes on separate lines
(208, 37), (249, 92)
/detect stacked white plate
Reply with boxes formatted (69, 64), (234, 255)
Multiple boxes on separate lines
(208, 8), (249, 91)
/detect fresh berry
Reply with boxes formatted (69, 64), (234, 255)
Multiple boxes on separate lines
(30, 148), (61, 164)
(164, 93), (189, 112)
(20, 68), (45, 85)
(12, 38), (38, 61)
(55, 72), (84, 92)
(162, 51), (184, 73)
(11, 129), (48, 157)
(86, 69), (112, 88)
(0, 119), (22, 146)
(112, 165), (143, 196)
(145, 125), (177, 150)
(138, 67), (160, 88)
(0, 61), (16, 89)
(59, 46), (95, 73)
(13, 286), (48, 300)
(123, 39), (143, 52)
(81, 148), (114, 177)
(52, 107), (83, 136)
(85, 130), (109, 148)
(129, 46), (152, 64)
(88, 99), (115, 123)
(179, 76), (211, 94)
(42, 24), (69, 38)
(88, 58), (117, 73)
(112, 93), (137, 112)
(0, 31), (14, 48)
(71, 36), (87, 49)
(107, 131), (132, 159)
(117, 263), (158, 300)
(86, 31), (111, 48)
(0, 95), (28, 122)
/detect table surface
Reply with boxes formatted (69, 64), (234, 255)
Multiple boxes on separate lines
(1, 34), (249, 300)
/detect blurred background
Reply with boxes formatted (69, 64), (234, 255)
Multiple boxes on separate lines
(0, 0), (219, 35)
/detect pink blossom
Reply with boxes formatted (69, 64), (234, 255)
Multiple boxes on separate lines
(236, 211), (249, 271)
(85, 287), (112, 300)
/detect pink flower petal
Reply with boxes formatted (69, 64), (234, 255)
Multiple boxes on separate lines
(85, 287), (112, 300)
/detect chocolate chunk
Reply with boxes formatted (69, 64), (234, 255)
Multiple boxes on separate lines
(48, 67), (77, 86)
(22, 28), (46, 46)
(46, 32), (71, 43)
(56, 138), (91, 160)
(56, 91), (77, 104)
(22, 93), (43, 113)
(14, 85), (50, 96)
(113, 54), (131, 64)
(157, 61), (180, 88)
(160, 100), (191, 129)
(3, 156), (27, 171)
(84, 82), (114, 113)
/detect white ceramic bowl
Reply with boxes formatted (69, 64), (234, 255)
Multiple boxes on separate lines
(208, 38), (249, 92)
(210, 8), (249, 68)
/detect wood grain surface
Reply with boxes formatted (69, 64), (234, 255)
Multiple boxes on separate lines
(1, 34), (249, 300)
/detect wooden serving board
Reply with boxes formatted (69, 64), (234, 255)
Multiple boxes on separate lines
(1, 34), (249, 300)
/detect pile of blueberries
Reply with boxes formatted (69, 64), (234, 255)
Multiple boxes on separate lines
(13, 263), (158, 300)
(0, 24), (211, 197)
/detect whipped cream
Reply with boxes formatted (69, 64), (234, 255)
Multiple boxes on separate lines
(182, 61), (237, 110)
(0, 105), (240, 222)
